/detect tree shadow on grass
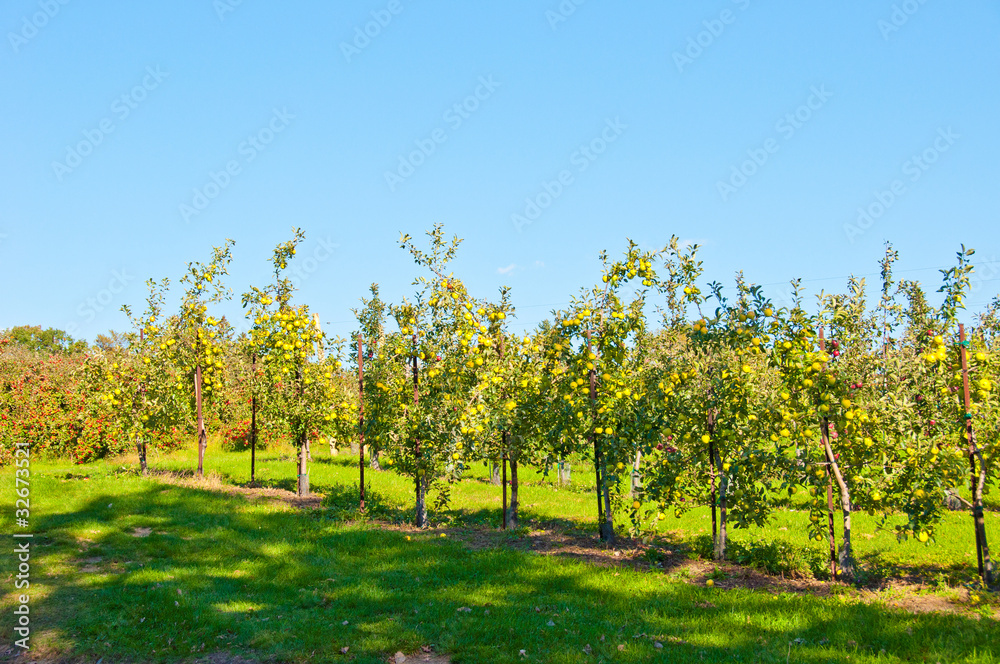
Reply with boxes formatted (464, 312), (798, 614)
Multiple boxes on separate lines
(854, 549), (986, 588)
(136, 469), (991, 594)
(311, 454), (366, 470)
(4, 481), (997, 664)
(318, 481), (412, 525)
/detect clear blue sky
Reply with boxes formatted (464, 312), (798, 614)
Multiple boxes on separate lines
(2, 1), (998, 341)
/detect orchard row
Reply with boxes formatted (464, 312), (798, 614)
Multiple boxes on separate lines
(2, 227), (997, 584)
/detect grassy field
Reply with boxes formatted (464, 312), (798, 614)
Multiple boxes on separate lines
(1, 441), (998, 663)
(152, 440), (1000, 585)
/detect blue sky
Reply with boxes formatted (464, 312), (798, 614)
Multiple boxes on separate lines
(2, 1), (998, 341)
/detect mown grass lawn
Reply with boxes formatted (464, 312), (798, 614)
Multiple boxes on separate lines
(151, 441), (1000, 584)
(1, 443), (998, 663)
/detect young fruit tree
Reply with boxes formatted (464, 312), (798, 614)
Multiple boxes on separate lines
(475, 292), (555, 529)
(99, 278), (187, 474)
(661, 273), (776, 561)
(243, 229), (339, 497)
(551, 239), (664, 541)
(168, 240), (235, 477)
(379, 225), (494, 526)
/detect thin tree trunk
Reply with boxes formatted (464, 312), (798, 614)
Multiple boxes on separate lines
(137, 329), (149, 476)
(502, 454), (507, 529)
(712, 447), (728, 561)
(959, 326), (991, 584)
(490, 461), (502, 486)
(558, 459), (571, 485)
(973, 444), (994, 584)
(630, 450), (642, 498)
(370, 449), (381, 470)
(137, 438), (148, 475)
(600, 455), (615, 542)
(250, 391), (257, 485)
(297, 431), (309, 496)
(825, 471), (837, 579)
(970, 447), (985, 576)
(709, 427), (718, 557)
(195, 365), (206, 478)
(594, 438), (606, 539)
(817, 330), (839, 580)
(587, 330), (611, 541)
(507, 454), (520, 530)
(359, 442), (365, 511)
(822, 425), (855, 580)
(415, 474), (428, 528)
(411, 333), (425, 528)
(501, 431), (510, 529)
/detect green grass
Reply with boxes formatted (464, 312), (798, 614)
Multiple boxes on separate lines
(1, 444), (998, 663)
(149, 441), (999, 585)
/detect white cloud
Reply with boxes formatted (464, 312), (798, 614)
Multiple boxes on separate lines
(497, 263), (517, 275)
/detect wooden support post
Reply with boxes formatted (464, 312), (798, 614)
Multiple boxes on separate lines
(358, 334), (365, 511)
(251, 353), (257, 485)
(195, 364), (206, 478)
